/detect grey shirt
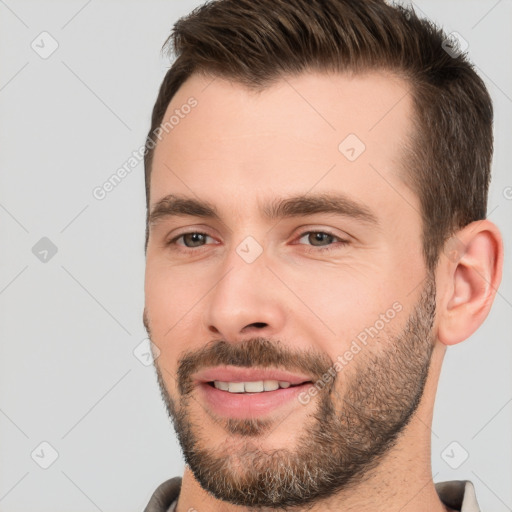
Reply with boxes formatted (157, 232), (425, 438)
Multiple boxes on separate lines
(144, 477), (481, 512)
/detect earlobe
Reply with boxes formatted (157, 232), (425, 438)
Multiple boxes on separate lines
(437, 220), (503, 346)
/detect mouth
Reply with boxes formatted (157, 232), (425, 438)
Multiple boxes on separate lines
(192, 366), (315, 419)
(207, 379), (304, 392)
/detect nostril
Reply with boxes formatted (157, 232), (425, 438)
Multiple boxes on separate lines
(251, 322), (267, 328)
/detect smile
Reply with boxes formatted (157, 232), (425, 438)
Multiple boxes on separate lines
(191, 366), (315, 418)
(210, 380), (302, 393)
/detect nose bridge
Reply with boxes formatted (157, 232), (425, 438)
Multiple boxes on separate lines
(202, 236), (286, 340)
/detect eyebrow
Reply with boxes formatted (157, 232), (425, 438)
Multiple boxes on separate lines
(148, 192), (379, 227)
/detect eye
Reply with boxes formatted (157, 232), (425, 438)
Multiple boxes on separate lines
(295, 230), (349, 253)
(166, 231), (217, 251)
(165, 230), (349, 254)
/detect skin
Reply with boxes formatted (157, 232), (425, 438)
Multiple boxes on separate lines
(143, 71), (503, 512)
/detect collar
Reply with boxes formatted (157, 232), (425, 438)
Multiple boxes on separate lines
(144, 478), (481, 512)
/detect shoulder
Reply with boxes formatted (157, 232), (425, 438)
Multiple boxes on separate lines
(435, 480), (480, 512)
(143, 477), (183, 512)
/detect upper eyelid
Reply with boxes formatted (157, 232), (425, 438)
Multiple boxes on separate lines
(296, 229), (346, 239)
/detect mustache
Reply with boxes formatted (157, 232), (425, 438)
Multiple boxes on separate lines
(176, 337), (334, 396)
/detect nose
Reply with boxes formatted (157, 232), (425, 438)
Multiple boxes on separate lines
(202, 244), (287, 342)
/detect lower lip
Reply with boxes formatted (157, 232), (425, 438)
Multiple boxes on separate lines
(198, 382), (313, 419)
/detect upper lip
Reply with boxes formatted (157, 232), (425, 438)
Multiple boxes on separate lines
(193, 366), (313, 385)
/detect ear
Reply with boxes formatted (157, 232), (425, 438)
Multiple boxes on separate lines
(436, 219), (503, 346)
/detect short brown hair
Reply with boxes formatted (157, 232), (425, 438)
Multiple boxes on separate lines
(144, 0), (493, 272)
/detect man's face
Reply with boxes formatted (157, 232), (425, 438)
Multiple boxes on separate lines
(144, 71), (436, 507)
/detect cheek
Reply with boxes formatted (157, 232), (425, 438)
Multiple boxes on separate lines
(144, 262), (207, 354)
(287, 265), (406, 356)
(145, 268), (196, 398)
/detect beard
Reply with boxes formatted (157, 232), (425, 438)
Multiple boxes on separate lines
(144, 273), (436, 509)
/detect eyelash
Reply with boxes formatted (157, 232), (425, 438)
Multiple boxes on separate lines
(165, 230), (349, 254)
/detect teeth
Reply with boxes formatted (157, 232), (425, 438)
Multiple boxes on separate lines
(244, 381), (264, 392)
(263, 380), (279, 391)
(215, 381), (229, 391)
(227, 382), (245, 393)
(213, 380), (292, 393)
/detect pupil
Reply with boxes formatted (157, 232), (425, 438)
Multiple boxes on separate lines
(186, 233), (204, 247)
(312, 232), (330, 246)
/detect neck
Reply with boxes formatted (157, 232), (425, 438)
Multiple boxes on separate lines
(176, 343), (451, 512)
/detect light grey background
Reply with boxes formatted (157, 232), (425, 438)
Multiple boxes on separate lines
(0, 1), (510, 511)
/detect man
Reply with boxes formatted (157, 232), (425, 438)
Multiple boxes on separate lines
(142, 0), (503, 510)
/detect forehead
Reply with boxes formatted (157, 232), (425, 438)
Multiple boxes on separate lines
(150, 70), (419, 224)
